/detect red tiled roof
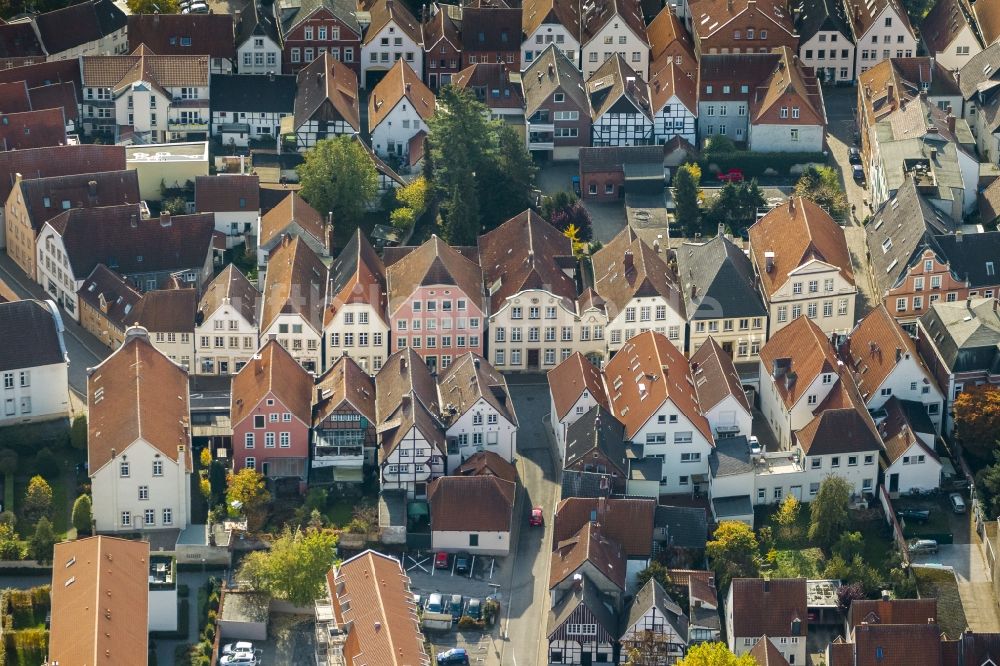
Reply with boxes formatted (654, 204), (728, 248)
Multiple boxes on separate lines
(194, 175), (259, 213)
(0, 107), (67, 150)
(843, 304), (937, 402)
(428, 475), (515, 532)
(550, 521), (627, 590)
(127, 13), (236, 59)
(547, 351), (609, 421)
(728, 578), (807, 639)
(231, 338), (313, 427)
(759, 315), (839, 409)
(553, 497), (655, 557)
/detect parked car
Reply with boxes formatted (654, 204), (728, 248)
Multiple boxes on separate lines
(748, 435), (762, 455)
(426, 593), (444, 614)
(222, 642), (253, 656)
(908, 538), (939, 554)
(434, 552), (450, 569)
(454, 552), (471, 575)
(448, 594), (464, 622)
(437, 648), (470, 664)
(529, 506), (544, 527)
(852, 164), (865, 184)
(897, 509), (931, 523)
(219, 650), (257, 666)
(950, 493), (967, 514)
(848, 146), (861, 164)
(465, 597), (482, 621)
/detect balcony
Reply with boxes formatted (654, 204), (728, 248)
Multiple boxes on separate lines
(528, 131), (554, 151)
(312, 433), (364, 469)
(168, 118), (208, 131)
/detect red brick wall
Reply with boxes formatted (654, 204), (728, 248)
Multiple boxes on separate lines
(582, 169), (625, 200)
(282, 10), (362, 75)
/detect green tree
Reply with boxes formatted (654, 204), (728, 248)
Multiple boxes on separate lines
(72, 494), (92, 536)
(0, 448), (17, 476)
(832, 531), (864, 561)
(0, 523), (23, 560)
(227, 468), (271, 532)
(675, 641), (758, 666)
(297, 136), (378, 228)
(70, 414), (87, 450)
(822, 553), (880, 594)
(706, 521), (759, 587)
(809, 476), (852, 550)
(389, 176), (431, 231)
(160, 196), (188, 215)
(23, 476), (52, 524)
(636, 560), (672, 590)
(774, 493), (802, 542)
(953, 385), (1000, 462)
(237, 527), (338, 606)
(477, 121), (536, 231)
(199, 448), (212, 468)
(793, 166), (848, 219)
(28, 517), (55, 563)
(702, 136), (737, 154)
(208, 460), (227, 509)
(707, 180), (765, 234)
(127, 0), (179, 13)
(673, 163), (701, 237)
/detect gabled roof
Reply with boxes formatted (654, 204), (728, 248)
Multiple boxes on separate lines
(294, 52), (360, 132)
(522, 0), (581, 39)
(87, 329), (192, 473)
(0, 59), (83, 98)
(0, 81), (30, 112)
(728, 578), (807, 638)
(198, 264), (260, 327)
(386, 235), (484, 314)
(16, 169), (140, 236)
(127, 13), (236, 59)
(592, 225), (682, 320)
(195, 175), (260, 214)
(931, 231), (1000, 288)
(325, 228), (387, 327)
(235, 0), (282, 47)
(260, 234), (328, 335)
(374, 348), (446, 457)
(548, 351), (610, 421)
(522, 44), (588, 116)
(452, 63), (525, 109)
(48, 537), (149, 666)
(654, 504), (709, 550)
(363, 0), (423, 45)
(0, 23), (44, 60)
(845, 623), (944, 665)
(438, 352), (517, 424)
(690, 337), (752, 413)
(759, 315), (839, 409)
(478, 209), (576, 312)
(847, 598), (938, 629)
(82, 45), (209, 89)
(688, 0), (796, 41)
(749, 637), (791, 666)
(422, 7), (461, 50)
(276, 0), (361, 37)
(698, 52), (782, 100)
(428, 474), (515, 532)
(677, 234), (766, 320)
(748, 196), (854, 298)
(649, 60), (697, 115)
(565, 405), (628, 473)
(231, 338), (313, 426)
(77, 264), (142, 332)
(28, 81), (79, 123)
(369, 59), (435, 129)
(0, 299), (65, 371)
(920, 0), (978, 55)
(131, 288), (197, 334)
(34, 0), (126, 55)
(455, 450), (518, 483)
(553, 497), (655, 557)
(879, 396), (939, 464)
(622, 578), (688, 638)
(586, 54), (652, 122)
(605, 331), (712, 442)
(0, 107), (66, 150)
(546, 574), (619, 640)
(550, 521), (627, 590)
(845, 0), (913, 39)
(0, 144), (124, 202)
(793, 384), (882, 456)
(313, 354), (376, 426)
(795, 0), (851, 42)
(919, 298), (1000, 373)
(579, 0), (647, 46)
(648, 6), (694, 66)
(210, 74), (298, 114)
(258, 191), (327, 252)
(750, 47), (825, 125)
(843, 304), (933, 403)
(462, 4), (523, 51)
(975, 0), (1000, 47)
(46, 205), (214, 279)
(328, 550), (429, 666)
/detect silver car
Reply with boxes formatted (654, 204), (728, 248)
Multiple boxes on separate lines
(908, 539), (939, 555)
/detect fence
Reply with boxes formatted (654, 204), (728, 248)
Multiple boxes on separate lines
(878, 483), (910, 567)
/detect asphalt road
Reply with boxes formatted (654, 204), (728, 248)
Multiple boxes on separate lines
(0, 253), (108, 400)
(503, 376), (559, 666)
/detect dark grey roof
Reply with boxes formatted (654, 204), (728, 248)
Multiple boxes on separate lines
(629, 457), (662, 481)
(677, 235), (766, 320)
(896, 398), (936, 435)
(865, 177), (956, 295)
(931, 231), (1000, 288)
(712, 495), (753, 518)
(690, 602), (722, 630)
(920, 298), (1000, 373)
(523, 45), (588, 116)
(579, 145), (663, 174)
(794, 0), (850, 42)
(708, 436), (753, 477)
(236, 1), (282, 47)
(565, 405), (629, 474)
(654, 505), (708, 550)
(621, 578), (689, 639)
(275, 0), (360, 38)
(958, 42), (1000, 99)
(210, 74), (297, 114)
(547, 575), (619, 638)
(0, 300), (65, 371)
(561, 470), (614, 500)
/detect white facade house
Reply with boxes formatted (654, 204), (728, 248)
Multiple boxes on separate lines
(0, 300), (70, 426)
(440, 353), (518, 468)
(650, 62), (697, 145)
(236, 14), (283, 75)
(360, 0), (424, 86)
(34, 0), (128, 61)
(692, 339), (754, 439)
(209, 74), (296, 146)
(523, 22), (581, 69)
(851, 1), (917, 76)
(548, 352), (609, 457)
(796, 0), (856, 86)
(428, 475), (514, 556)
(619, 580), (689, 664)
(580, 0), (650, 80)
(880, 398), (941, 494)
(195, 266), (260, 375)
(368, 59), (435, 159)
(379, 422), (446, 498)
(194, 175), (260, 249)
(88, 328), (192, 533)
(919, 0), (982, 72)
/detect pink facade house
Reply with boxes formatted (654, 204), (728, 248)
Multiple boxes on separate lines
(386, 235), (486, 373)
(230, 338), (313, 488)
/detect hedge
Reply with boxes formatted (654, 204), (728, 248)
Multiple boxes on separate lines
(697, 151), (827, 178)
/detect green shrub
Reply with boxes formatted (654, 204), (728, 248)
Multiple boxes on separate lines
(698, 151), (826, 179)
(70, 415), (87, 450)
(32, 448), (58, 480)
(178, 584), (190, 598)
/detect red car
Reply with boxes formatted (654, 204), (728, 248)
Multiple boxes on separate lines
(529, 507), (544, 527)
(434, 552), (450, 569)
(717, 168), (744, 183)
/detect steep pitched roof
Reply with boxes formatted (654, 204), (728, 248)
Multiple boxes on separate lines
(975, 0), (1000, 47)
(452, 63), (526, 109)
(847, 598), (938, 630)
(374, 348), (446, 457)
(0, 299), (65, 371)
(690, 337), (752, 413)
(258, 191), (327, 251)
(553, 496), (655, 557)
(919, 298), (1000, 372)
(845, 623), (944, 665)
(369, 59), (435, 129)
(932, 231), (1000, 288)
(454, 450), (518, 482)
(605, 331), (713, 442)
(422, 7), (461, 50)
(478, 209), (577, 312)
(592, 226), (682, 320)
(688, 0), (796, 41)
(437, 352), (517, 426)
(548, 351), (610, 420)
(131, 288), (197, 334)
(82, 46), (209, 89)
(235, 0), (282, 48)
(677, 234), (766, 320)
(231, 338), (313, 426)
(28, 81), (80, 124)
(428, 474), (515, 532)
(728, 578), (807, 638)
(48, 537), (149, 666)
(329, 550), (429, 666)
(313, 354), (376, 425)
(750, 47), (826, 125)
(843, 304), (935, 402)
(522, 0), (581, 40)
(34, 0), (126, 55)
(921, 0), (978, 55)
(845, 0), (913, 38)
(622, 578), (688, 638)
(586, 54), (652, 122)
(0, 107), (67, 150)
(210, 74), (297, 114)
(386, 235), (484, 314)
(46, 205), (214, 279)
(87, 330), (192, 473)
(550, 521), (627, 590)
(0, 23), (44, 61)
(649, 60), (697, 114)
(294, 53), (360, 132)
(127, 13), (236, 59)
(795, 0), (851, 42)
(579, 0), (647, 46)
(325, 228), (387, 327)
(793, 384), (882, 455)
(363, 0), (423, 45)
(748, 196), (854, 298)
(198, 264), (260, 327)
(462, 4), (523, 51)
(16, 169), (140, 235)
(758, 315), (839, 408)
(565, 405), (628, 473)
(546, 574), (619, 640)
(77, 264), (142, 332)
(0, 144), (124, 203)
(260, 234), (328, 335)
(648, 6), (695, 65)
(749, 637), (791, 666)
(879, 396), (939, 464)
(195, 175), (260, 214)
(522, 44), (588, 116)
(277, 0), (361, 37)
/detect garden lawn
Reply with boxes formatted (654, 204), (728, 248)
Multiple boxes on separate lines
(323, 500), (355, 528)
(772, 548), (825, 578)
(914, 566), (967, 638)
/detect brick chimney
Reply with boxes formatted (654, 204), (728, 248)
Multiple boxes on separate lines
(623, 250), (634, 272)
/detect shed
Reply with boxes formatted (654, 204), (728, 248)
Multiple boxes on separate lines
(218, 589), (269, 641)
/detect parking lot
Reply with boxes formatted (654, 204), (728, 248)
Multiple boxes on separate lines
(219, 614), (315, 665)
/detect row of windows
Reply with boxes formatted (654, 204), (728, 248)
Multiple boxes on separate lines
(860, 49), (912, 60)
(803, 49), (850, 59)
(759, 478), (873, 503)
(809, 454), (876, 469)
(369, 51), (416, 63)
(253, 413), (293, 427)
(895, 290), (993, 312)
(200, 336), (256, 350)
(776, 299), (850, 322)
(397, 317), (480, 331)
(121, 509), (172, 527)
(494, 326), (593, 343)
(1, 371), (29, 389)
(329, 331), (383, 347)
(610, 326), (681, 345)
(396, 335), (481, 349)
(290, 47), (355, 64)
(119, 460), (164, 477)
(242, 51), (278, 67)
(704, 104), (746, 117)
(694, 318), (763, 333)
(244, 432), (293, 448)
(495, 348), (573, 366)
